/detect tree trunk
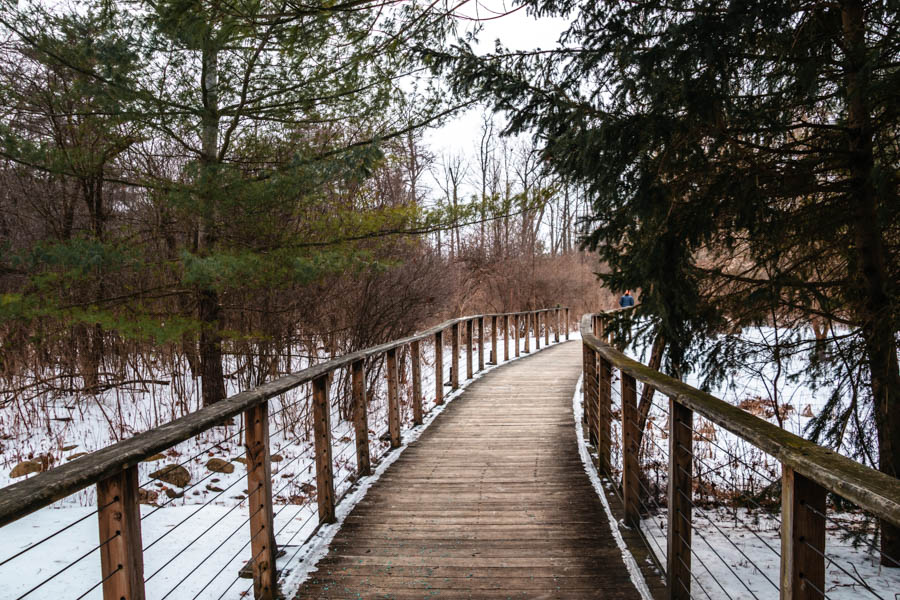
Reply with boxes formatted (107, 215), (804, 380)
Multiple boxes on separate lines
(841, 0), (900, 566)
(636, 330), (666, 451)
(197, 38), (226, 406)
(198, 288), (227, 405)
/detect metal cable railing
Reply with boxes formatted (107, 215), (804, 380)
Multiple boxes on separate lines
(0, 307), (570, 600)
(581, 310), (900, 600)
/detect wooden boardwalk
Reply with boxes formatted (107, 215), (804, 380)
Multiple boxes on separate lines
(294, 341), (644, 599)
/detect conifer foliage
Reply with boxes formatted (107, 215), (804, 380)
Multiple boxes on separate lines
(430, 0), (900, 563)
(0, 0), (458, 405)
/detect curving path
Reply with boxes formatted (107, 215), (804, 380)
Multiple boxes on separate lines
(293, 341), (645, 599)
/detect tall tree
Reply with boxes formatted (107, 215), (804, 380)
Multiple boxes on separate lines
(431, 0), (900, 562)
(1, 0), (458, 405)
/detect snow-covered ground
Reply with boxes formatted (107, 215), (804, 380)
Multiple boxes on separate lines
(575, 323), (900, 600)
(8, 317), (897, 600)
(0, 325), (565, 599)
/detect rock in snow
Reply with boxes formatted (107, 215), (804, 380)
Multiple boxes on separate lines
(149, 464), (191, 487)
(206, 458), (235, 474)
(9, 460), (42, 478)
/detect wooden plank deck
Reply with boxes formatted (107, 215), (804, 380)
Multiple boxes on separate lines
(293, 341), (644, 599)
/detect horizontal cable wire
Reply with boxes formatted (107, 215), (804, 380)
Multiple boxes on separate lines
(674, 468), (778, 593)
(190, 467), (321, 599)
(74, 565), (121, 600)
(14, 532), (118, 600)
(144, 481), (260, 582)
(634, 492), (669, 578)
(798, 535), (885, 600)
(672, 417), (779, 486)
(139, 425), (244, 489)
(175, 502), (267, 600)
(143, 472), (250, 552)
(799, 501), (900, 569)
(0, 500), (112, 567)
(674, 544), (715, 600)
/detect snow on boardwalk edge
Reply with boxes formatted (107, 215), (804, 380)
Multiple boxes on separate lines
(572, 373), (655, 600)
(279, 335), (573, 593)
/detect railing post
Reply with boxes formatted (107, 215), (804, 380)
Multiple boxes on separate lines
(478, 316), (485, 371)
(466, 319), (474, 379)
(565, 308), (569, 340)
(621, 373), (640, 527)
(434, 330), (444, 405)
(667, 397), (693, 600)
(780, 466), (826, 600)
(598, 357), (612, 473)
(410, 341), (423, 426)
(554, 308), (560, 343)
(545, 311), (550, 345)
(514, 314), (520, 357)
(503, 314), (509, 360)
(451, 322), (460, 390)
(524, 313), (530, 353)
(312, 374), (336, 523)
(582, 344), (596, 430)
(245, 401), (278, 600)
(351, 359), (371, 475)
(96, 466), (145, 600)
(490, 315), (498, 365)
(535, 311), (541, 349)
(386, 348), (401, 448)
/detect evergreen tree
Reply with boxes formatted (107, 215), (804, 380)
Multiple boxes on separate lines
(431, 0), (900, 562)
(1, 0), (459, 405)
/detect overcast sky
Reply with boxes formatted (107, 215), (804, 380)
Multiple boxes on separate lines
(419, 1), (571, 198)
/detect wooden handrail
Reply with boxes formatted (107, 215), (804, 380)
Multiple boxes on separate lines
(581, 310), (900, 600)
(580, 312), (900, 526)
(0, 307), (568, 528)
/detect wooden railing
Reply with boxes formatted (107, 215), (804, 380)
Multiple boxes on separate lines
(0, 306), (569, 600)
(581, 311), (900, 600)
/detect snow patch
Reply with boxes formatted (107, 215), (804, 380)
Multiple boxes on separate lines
(572, 373), (655, 600)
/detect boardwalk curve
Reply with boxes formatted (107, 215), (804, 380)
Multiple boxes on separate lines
(294, 341), (645, 599)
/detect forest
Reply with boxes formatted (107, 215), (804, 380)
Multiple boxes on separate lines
(0, 1), (605, 408)
(0, 0), (898, 598)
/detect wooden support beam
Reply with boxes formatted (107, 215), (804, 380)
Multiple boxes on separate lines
(535, 311), (541, 350)
(514, 314), (520, 357)
(524, 313), (531, 353)
(478, 316), (485, 371)
(565, 308), (569, 339)
(545, 311), (550, 345)
(554, 308), (560, 342)
(667, 397), (693, 600)
(597, 358), (612, 474)
(451, 323), (460, 390)
(96, 466), (145, 600)
(350, 360), (371, 476)
(502, 315), (509, 360)
(244, 401), (278, 600)
(386, 348), (401, 448)
(312, 374), (336, 524)
(490, 315), (498, 365)
(434, 331), (444, 405)
(582, 344), (595, 429)
(410, 341), (423, 426)
(466, 319), (474, 379)
(781, 466), (826, 600)
(621, 374), (640, 527)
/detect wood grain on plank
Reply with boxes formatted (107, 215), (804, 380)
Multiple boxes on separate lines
(292, 341), (644, 599)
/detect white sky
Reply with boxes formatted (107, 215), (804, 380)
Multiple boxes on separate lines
(420, 1), (571, 197)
